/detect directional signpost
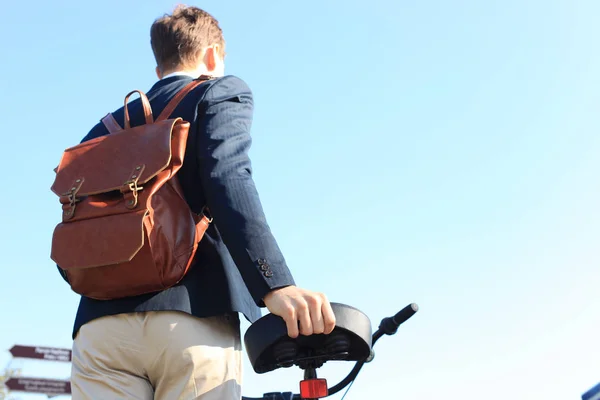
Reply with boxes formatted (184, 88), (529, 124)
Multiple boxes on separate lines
(9, 345), (71, 363)
(4, 344), (73, 397)
(5, 378), (71, 395)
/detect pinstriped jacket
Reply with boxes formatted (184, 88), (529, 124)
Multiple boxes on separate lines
(67, 74), (296, 339)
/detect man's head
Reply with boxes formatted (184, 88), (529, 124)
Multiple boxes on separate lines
(150, 5), (226, 79)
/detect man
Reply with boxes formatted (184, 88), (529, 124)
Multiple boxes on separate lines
(67, 5), (335, 400)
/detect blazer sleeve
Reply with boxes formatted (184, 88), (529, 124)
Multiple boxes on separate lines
(195, 75), (296, 306)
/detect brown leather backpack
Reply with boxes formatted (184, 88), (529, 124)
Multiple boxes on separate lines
(50, 77), (212, 300)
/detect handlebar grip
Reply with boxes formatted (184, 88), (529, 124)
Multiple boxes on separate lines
(393, 303), (419, 326)
(378, 303), (419, 336)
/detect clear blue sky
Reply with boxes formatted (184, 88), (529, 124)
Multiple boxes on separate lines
(0, 0), (598, 399)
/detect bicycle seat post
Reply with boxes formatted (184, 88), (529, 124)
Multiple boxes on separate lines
(304, 366), (317, 381)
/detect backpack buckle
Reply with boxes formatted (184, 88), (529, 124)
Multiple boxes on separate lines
(62, 178), (84, 220)
(121, 165), (145, 209)
(122, 180), (144, 209)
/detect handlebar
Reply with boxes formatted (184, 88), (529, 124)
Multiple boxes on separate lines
(242, 303), (419, 400)
(327, 303), (418, 397)
(376, 302), (419, 339)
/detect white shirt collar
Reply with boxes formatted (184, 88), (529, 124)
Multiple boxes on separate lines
(161, 71), (198, 80)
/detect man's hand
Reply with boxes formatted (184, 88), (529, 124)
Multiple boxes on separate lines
(263, 286), (336, 338)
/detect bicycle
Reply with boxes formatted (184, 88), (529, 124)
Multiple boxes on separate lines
(241, 302), (419, 400)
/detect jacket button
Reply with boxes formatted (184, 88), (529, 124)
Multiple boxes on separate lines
(264, 270), (273, 278)
(257, 258), (267, 265)
(260, 264), (269, 271)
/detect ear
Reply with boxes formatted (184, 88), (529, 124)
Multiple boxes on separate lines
(155, 66), (162, 79)
(203, 46), (218, 72)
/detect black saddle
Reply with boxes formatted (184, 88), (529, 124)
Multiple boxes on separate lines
(244, 303), (372, 374)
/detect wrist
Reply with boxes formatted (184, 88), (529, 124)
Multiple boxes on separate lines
(262, 285), (293, 302)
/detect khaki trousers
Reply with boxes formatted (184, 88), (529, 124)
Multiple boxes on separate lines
(71, 311), (242, 400)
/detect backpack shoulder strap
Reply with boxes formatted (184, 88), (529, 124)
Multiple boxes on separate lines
(99, 75), (212, 133)
(156, 75), (213, 122)
(101, 113), (123, 134)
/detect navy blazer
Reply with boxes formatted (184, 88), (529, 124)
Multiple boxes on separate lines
(66, 74), (296, 339)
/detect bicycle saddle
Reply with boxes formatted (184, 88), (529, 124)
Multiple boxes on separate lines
(244, 302), (372, 374)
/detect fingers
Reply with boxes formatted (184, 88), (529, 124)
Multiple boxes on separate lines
(283, 305), (299, 338)
(308, 294), (325, 334)
(297, 300), (313, 336)
(321, 294), (336, 334)
(300, 292), (334, 336)
(264, 286), (336, 338)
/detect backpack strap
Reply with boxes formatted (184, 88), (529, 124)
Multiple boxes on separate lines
(101, 89), (153, 133)
(100, 75), (212, 133)
(156, 75), (213, 122)
(123, 90), (154, 129)
(101, 113), (123, 134)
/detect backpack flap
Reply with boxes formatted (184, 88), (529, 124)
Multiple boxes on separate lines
(51, 118), (183, 201)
